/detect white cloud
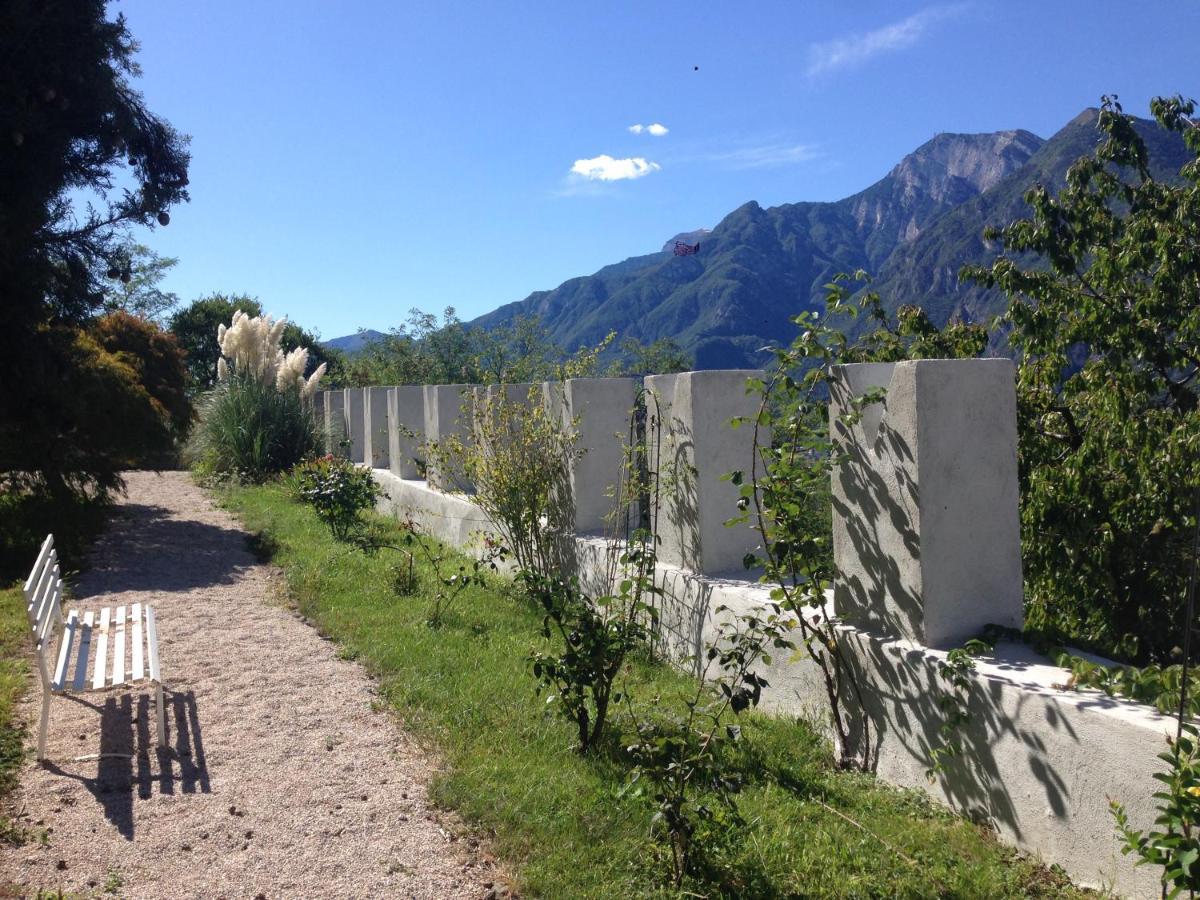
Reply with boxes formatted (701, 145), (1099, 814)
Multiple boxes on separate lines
(570, 155), (661, 181)
(806, 4), (965, 78)
(628, 123), (669, 136)
(708, 142), (820, 169)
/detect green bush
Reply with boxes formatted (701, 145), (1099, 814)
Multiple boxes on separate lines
(290, 454), (380, 540)
(189, 375), (318, 481)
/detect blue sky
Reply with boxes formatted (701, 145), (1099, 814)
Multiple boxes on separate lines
(118, 1), (1198, 339)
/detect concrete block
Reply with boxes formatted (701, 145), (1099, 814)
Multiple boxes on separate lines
(343, 388), (365, 464)
(553, 377), (639, 534)
(423, 384), (474, 492)
(323, 390), (347, 457)
(645, 370), (765, 574)
(830, 358), (1023, 648)
(361, 387), (390, 469)
(387, 386), (425, 479)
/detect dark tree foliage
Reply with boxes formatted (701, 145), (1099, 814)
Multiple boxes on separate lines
(967, 96), (1200, 664)
(0, 0), (190, 497)
(92, 311), (192, 446)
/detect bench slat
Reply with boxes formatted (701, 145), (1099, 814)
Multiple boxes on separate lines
(52, 611), (78, 692)
(145, 606), (161, 683)
(22, 535), (53, 595)
(31, 561), (57, 639)
(72, 611), (94, 692)
(131, 602), (144, 682)
(92, 607), (111, 690)
(35, 574), (61, 647)
(112, 606), (126, 687)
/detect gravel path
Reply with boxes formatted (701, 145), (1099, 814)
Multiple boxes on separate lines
(1, 471), (499, 899)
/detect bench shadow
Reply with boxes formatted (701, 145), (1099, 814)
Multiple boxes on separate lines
(41, 689), (210, 840)
(72, 503), (255, 595)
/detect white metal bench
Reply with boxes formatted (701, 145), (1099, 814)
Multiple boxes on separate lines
(23, 534), (166, 761)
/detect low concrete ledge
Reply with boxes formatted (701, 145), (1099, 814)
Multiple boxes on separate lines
(373, 469), (496, 549)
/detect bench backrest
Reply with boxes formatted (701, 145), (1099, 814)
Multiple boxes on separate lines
(23, 534), (62, 687)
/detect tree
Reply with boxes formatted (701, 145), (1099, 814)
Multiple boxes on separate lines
(169, 294), (263, 388)
(0, 0), (190, 499)
(345, 307), (481, 386)
(614, 336), (693, 376)
(102, 241), (180, 322)
(966, 95), (1200, 664)
(169, 293), (339, 390)
(92, 311), (192, 447)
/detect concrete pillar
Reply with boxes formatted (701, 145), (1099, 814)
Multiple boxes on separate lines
(549, 377), (639, 534)
(423, 384), (474, 492)
(829, 358), (1023, 649)
(387, 386), (425, 479)
(644, 370), (765, 575)
(361, 387), (390, 469)
(323, 390), (347, 457)
(343, 388), (365, 464)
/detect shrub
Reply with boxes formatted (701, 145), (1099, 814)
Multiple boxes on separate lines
(188, 311), (325, 480)
(966, 96), (1200, 664)
(191, 375), (319, 481)
(91, 311), (193, 459)
(291, 455), (380, 541)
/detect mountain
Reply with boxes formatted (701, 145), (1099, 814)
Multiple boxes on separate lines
(322, 329), (387, 355)
(861, 110), (1191, 341)
(474, 110), (1189, 368)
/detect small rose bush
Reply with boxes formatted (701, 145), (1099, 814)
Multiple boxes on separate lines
(291, 454), (380, 541)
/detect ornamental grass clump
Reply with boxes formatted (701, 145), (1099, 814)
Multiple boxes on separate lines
(190, 311), (325, 480)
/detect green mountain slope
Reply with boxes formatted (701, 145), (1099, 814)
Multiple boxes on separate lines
(475, 109), (1187, 368)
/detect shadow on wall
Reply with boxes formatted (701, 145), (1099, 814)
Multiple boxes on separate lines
(647, 389), (700, 574)
(43, 689), (210, 840)
(833, 415), (923, 642)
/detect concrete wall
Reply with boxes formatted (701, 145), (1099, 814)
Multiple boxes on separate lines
(645, 370), (765, 574)
(554, 377), (640, 534)
(830, 360), (1023, 648)
(423, 384), (474, 492)
(323, 390), (347, 457)
(387, 386), (425, 479)
(361, 386), (390, 470)
(360, 364), (1166, 896)
(343, 388), (365, 464)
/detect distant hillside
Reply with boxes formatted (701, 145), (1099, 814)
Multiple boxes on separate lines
(474, 109), (1189, 368)
(322, 329), (387, 355)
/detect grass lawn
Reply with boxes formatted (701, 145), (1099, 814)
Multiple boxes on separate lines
(222, 480), (1086, 899)
(1, 583), (32, 846)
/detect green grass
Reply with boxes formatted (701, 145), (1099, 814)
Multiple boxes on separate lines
(1, 583), (33, 846)
(221, 481), (1088, 899)
(0, 486), (107, 850)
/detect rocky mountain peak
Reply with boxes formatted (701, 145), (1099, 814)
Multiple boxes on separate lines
(888, 129), (1045, 199)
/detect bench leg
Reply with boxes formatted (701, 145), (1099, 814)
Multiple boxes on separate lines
(154, 682), (167, 750)
(36, 689), (51, 762)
